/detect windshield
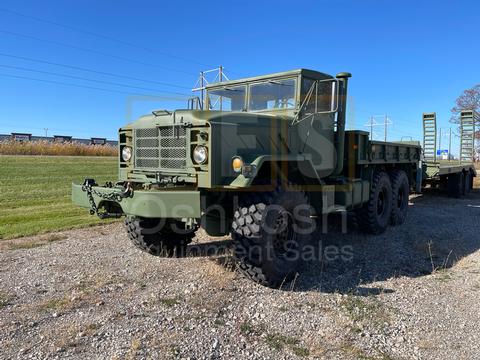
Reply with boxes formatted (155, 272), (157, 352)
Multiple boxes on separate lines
(249, 78), (296, 111)
(207, 85), (246, 111)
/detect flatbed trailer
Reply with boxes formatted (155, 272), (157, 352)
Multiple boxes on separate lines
(425, 161), (476, 178)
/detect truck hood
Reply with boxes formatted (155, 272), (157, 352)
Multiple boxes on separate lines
(124, 110), (293, 129)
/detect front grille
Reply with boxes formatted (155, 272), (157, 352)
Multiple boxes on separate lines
(134, 126), (187, 170)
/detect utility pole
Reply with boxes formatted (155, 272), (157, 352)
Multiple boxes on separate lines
(44, 128), (48, 138)
(439, 128), (442, 151)
(219, 66), (223, 111)
(437, 128), (452, 160)
(449, 127), (452, 161)
(370, 116), (374, 139)
(384, 115), (388, 142)
(200, 71), (204, 110)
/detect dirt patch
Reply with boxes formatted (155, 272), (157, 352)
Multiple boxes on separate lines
(0, 233), (69, 251)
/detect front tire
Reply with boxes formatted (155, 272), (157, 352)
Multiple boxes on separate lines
(125, 217), (195, 257)
(232, 189), (313, 287)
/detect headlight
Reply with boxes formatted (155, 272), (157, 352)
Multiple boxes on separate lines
(122, 146), (132, 161)
(193, 145), (208, 164)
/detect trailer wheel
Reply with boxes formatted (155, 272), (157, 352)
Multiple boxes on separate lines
(464, 172), (472, 195)
(125, 217), (195, 257)
(389, 170), (409, 226)
(447, 172), (464, 198)
(356, 171), (393, 235)
(231, 190), (313, 287)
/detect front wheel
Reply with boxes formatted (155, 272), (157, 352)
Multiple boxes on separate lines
(232, 190), (313, 287)
(125, 217), (196, 257)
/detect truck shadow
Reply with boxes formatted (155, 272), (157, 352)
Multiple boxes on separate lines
(294, 189), (480, 294)
(184, 190), (480, 295)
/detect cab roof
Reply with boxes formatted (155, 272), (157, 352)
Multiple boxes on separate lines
(205, 69), (334, 89)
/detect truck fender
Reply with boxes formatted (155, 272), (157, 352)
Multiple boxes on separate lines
(228, 154), (320, 188)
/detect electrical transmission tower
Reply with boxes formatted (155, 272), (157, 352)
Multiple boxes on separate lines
(364, 115), (392, 141)
(191, 67), (229, 110)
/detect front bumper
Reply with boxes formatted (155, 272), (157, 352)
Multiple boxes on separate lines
(72, 183), (201, 218)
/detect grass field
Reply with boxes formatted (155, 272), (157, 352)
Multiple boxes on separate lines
(0, 155), (117, 239)
(0, 156), (478, 241)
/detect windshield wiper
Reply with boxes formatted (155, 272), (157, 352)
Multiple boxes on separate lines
(268, 80), (293, 86)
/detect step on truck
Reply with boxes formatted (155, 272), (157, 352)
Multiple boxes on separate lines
(72, 69), (477, 287)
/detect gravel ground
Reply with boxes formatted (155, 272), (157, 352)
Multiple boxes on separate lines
(0, 190), (479, 360)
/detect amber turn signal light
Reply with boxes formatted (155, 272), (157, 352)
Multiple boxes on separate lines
(232, 156), (243, 173)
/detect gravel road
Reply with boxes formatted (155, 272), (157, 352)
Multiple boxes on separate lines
(1, 190), (479, 360)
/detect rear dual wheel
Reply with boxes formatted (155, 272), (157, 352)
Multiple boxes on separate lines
(356, 170), (409, 234)
(463, 171), (472, 196)
(356, 172), (393, 235)
(389, 170), (410, 226)
(448, 172), (464, 198)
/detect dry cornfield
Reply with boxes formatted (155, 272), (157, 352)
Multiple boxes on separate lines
(0, 140), (117, 157)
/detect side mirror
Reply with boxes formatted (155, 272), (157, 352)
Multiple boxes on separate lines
(315, 79), (339, 113)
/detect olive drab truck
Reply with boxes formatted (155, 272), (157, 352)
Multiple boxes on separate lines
(72, 69), (477, 287)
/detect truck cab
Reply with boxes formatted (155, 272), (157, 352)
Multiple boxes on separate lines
(114, 69), (343, 191)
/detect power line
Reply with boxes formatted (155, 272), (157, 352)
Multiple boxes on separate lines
(0, 63), (190, 97)
(0, 52), (191, 89)
(0, 73), (190, 100)
(0, 6), (215, 69)
(0, 29), (197, 76)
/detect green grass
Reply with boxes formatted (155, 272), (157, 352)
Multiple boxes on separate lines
(0, 155), (117, 239)
(265, 333), (299, 351)
(0, 291), (13, 308)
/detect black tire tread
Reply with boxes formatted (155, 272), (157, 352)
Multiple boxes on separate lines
(448, 172), (464, 198)
(464, 171), (472, 195)
(389, 170), (409, 226)
(125, 217), (194, 257)
(232, 189), (311, 287)
(356, 171), (392, 235)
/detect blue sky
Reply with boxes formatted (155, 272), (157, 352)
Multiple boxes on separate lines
(0, 0), (478, 153)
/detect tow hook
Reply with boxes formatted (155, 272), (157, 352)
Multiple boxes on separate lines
(81, 179), (132, 219)
(122, 182), (133, 198)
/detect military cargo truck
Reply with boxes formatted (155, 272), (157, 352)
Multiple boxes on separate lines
(72, 69), (476, 287)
